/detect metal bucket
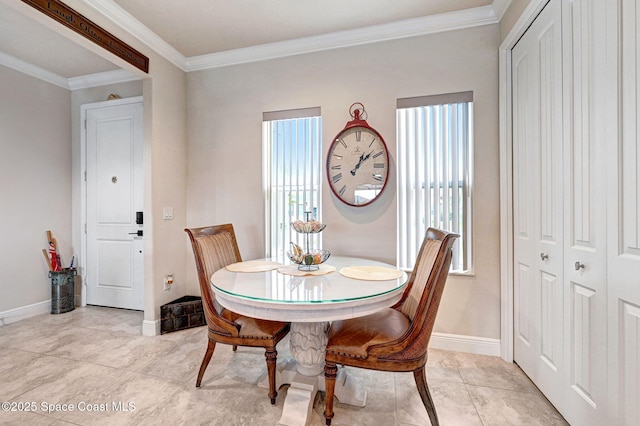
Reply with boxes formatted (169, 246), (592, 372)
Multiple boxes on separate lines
(50, 268), (76, 314)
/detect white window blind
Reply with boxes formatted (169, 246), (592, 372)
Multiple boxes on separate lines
(263, 108), (322, 262)
(397, 92), (473, 272)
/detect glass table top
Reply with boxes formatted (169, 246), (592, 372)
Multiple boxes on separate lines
(211, 256), (408, 304)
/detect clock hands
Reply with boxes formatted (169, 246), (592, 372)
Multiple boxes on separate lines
(350, 150), (373, 176)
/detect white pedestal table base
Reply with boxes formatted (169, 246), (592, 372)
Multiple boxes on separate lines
(257, 322), (367, 426)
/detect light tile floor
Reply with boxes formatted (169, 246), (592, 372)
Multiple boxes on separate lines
(0, 306), (568, 425)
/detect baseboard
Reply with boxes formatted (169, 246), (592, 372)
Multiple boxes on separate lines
(429, 332), (501, 357)
(0, 300), (50, 326)
(142, 319), (160, 336)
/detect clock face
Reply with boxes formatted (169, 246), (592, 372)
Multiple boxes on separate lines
(327, 125), (389, 206)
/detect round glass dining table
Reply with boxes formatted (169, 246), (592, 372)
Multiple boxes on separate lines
(210, 256), (408, 426)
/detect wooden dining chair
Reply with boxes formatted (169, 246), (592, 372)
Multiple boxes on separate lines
(323, 227), (459, 425)
(185, 224), (291, 404)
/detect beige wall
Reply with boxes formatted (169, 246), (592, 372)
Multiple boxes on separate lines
(0, 0), (188, 330)
(186, 24), (501, 339)
(0, 65), (72, 315)
(500, 0), (533, 40)
(145, 58), (188, 319)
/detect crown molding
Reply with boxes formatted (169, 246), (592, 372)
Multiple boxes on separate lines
(83, 0), (186, 70)
(0, 51), (69, 89)
(0, 50), (140, 90)
(68, 68), (140, 90)
(185, 5), (500, 71)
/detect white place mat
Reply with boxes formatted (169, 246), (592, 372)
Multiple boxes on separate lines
(277, 264), (336, 277)
(226, 260), (282, 273)
(339, 265), (403, 281)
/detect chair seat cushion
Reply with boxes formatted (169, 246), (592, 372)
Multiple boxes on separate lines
(326, 308), (410, 359)
(221, 309), (289, 339)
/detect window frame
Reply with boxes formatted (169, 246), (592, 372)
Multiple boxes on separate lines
(263, 107), (323, 262)
(396, 91), (474, 275)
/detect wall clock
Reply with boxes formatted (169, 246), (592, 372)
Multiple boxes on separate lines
(326, 103), (389, 206)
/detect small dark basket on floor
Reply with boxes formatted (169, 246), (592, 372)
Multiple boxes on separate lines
(160, 296), (205, 334)
(50, 268), (76, 314)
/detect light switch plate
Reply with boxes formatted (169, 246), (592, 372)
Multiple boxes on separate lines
(162, 207), (174, 220)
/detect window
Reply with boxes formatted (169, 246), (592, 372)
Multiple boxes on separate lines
(263, 108), (322, 262)
(397, 92), (473, 273)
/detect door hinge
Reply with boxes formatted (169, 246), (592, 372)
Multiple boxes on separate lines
(84, 119), (87, 130)
(84, 223), (87, 233)
(84, 170), (87, 182)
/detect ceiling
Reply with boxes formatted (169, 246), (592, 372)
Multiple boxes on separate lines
(112, 0), (492, 57)
(0, 0), (505, 88)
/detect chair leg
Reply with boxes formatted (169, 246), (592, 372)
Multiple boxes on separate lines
(414, 367), (439, 426)
(265, 348), (278, 404)
(195, 339), (216, 388)
(232, 345), (238, 352)
(324, 362), (337, 425)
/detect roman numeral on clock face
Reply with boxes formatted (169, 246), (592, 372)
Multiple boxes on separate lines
(372, 150), (384, 159)
(338, 185), (347, 196)
(355, 130), (361, 141)
(372, 174), (384, 182)
(373, 163), (385, 168)
(332, 173), (343, 183)
(331, 164), (342, 170)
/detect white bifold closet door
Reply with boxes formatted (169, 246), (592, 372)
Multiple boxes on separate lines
(607, 0), (640, 424)
(512, 0), (565, 411)
(512, 0), (639, 424)
(561, 0), (608, 424)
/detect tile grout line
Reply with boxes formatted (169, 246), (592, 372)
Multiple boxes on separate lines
(457, 365), (487, 426)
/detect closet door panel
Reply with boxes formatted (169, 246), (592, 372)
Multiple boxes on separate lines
(513, 0), (564, 410)
(608, 1), (640, 424)
(536, 13), (564, 385)
(513, 44), (536, 370)
(562, 0), (608, 424)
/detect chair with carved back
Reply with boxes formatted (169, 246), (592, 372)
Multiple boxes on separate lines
(323, 227), (459, 425)
(185, 224), (291, 404)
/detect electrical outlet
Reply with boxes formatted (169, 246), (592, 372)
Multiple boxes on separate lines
(164, 274), (173, 291)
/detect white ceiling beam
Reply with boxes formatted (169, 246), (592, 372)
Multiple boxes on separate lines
(84, 0), (187, 70)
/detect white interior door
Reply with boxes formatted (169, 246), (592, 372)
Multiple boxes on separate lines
(512, 0), (565, 410)
(85, 98), (144, 310)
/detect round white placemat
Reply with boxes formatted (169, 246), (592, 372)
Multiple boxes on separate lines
(339, 265), (403, 281)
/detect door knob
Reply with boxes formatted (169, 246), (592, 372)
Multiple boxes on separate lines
(540, 253), (549, 261)
(574, 261), (585, 271)
(129, 230), (143, 237)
